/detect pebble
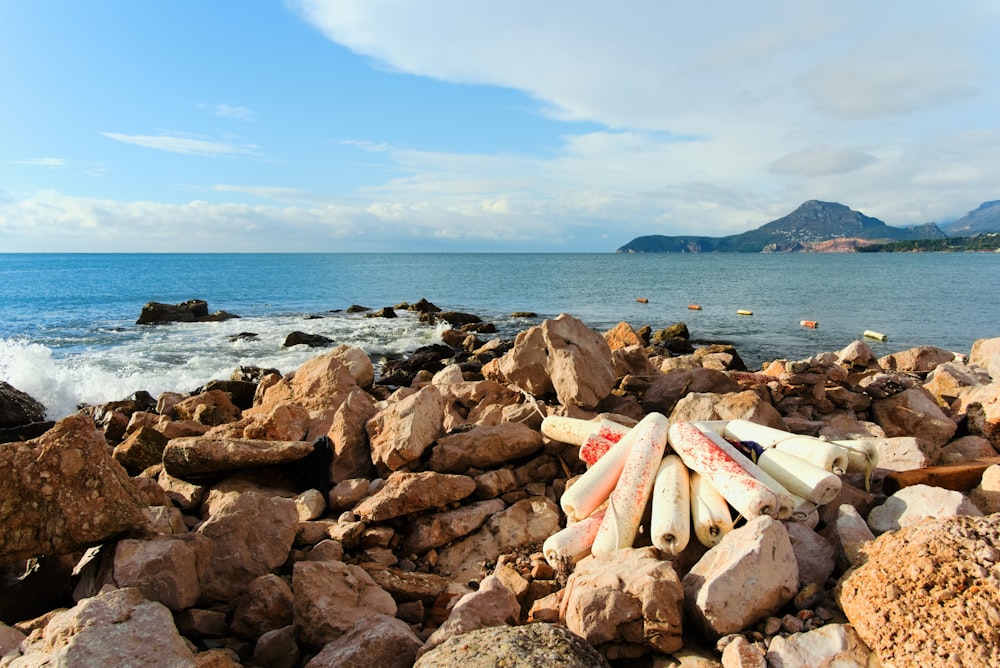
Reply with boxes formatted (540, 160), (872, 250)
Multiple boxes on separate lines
(781, 614), (805, 633)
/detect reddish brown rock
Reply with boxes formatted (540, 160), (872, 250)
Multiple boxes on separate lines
(112, 534), (214, 610)
(353, 471), (476, 523)
(112, 425), (170, 475)
(562, 546), (684, 656)
(870, 387), (957, 448)
(328, 389), (378, 483)
(367, 385), (445, 473)
(604, 321), (645, 350)
(305, 613), (422, 668)
(970, 336), (1000, 380)
(0, 413), (146, 563)
(837, 514), (1000, 667)
(6, 587), (196, 665)
(641, 368), (741, 415)
(230, 573), (294, 640)
(162, 436), (314, 478)
(878, 345), (956, 375)
(292, 559), (396, 649)
(172, 389), (241, 426)
(248, 350), (360, 415)
(427, 422), (544, 473)
(197, 491), (299, 601)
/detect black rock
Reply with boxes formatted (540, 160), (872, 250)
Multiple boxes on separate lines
(283, 331), (334, 348)
(0, 381), (46, 429)
(136, 299), (239, 325)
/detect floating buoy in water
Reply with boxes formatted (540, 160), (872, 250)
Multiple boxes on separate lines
(737, 309), (753, 316)
(636, 297), (649, 303)
(800, 320), (818, 329)
(687, 304), (702, 310)
(864, 330), (888, 341)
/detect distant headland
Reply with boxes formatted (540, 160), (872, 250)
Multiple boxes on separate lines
(617, 199), (1000, 253)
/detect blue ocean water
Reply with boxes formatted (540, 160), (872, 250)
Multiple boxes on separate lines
(1, 252), (998, 419)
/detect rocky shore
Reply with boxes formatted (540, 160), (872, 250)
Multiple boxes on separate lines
(1, 302), (999, 667)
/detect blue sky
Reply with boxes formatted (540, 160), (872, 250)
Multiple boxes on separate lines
(3, 1), (1000, 252)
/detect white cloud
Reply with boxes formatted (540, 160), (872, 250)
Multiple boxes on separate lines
(199, 103), (256, 122)
(770, 147), (878, 176)
(101, 132), (259, 157)
(11, 157), (66, 168)
(288, 0), (1000, 237)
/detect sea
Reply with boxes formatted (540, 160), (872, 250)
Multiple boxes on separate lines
(1, 252), (998, 420)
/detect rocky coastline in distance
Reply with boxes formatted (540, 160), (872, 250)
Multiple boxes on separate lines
(1, 298), (1000, 667)
(617, 199), (1000, 253)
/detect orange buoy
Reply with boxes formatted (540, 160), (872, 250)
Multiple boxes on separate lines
(800, 320), (819, 329)
(636, 297), (649, 303)
(687, 304), (702, 310)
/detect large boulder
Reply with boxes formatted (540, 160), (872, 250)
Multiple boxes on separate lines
(561, 546), (684, 657)
(136, 299), (238, 324)
(870, 387), (957, 448)
(3, 587), (196, 666)
(0, 414), (146, 563)
(352, 471), (476, 523)
(196, 490), (299, 601)
(367, 385), (445, 473)
(878, 346), (956, 375)
(0, 381), (46, 428)
(328, 389), (378, 483)
(162, 436), (314, 478)
(683, 515), (798, 639)
(247, 349), (361, 415)
(427, 422), (544, 473)
(416, 622), (609, 668)
(306, 613), (422, 668)
(485, 314), (615, 409)
(292, 560), (396, 649)
(970, 336), (1000, 380)
(112, 534), (214, 610)
(837, 514), (1000, 667)
(642, 368), (741, 415)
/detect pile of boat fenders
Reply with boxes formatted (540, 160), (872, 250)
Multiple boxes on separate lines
(541, 414), (879, 571)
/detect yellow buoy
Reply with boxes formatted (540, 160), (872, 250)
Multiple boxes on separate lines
(737, 310), (753, 316)
(864, 330), (888, 341)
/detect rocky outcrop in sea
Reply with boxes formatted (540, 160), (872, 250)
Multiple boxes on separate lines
(1, 303), (999, 667)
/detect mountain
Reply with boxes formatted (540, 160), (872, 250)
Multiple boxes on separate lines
(942, 200), (1000, 236)
(617, 200), (947, 253)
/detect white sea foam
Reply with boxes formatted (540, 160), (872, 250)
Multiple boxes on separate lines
(1, 311), (453, 419)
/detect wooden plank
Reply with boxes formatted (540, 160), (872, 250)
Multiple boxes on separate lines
(882, 457), (1000, 495)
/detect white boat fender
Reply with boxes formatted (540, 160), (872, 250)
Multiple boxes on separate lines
(650, 454), (691, 556)
(689, 471), (733, 548)
(667, 421), (779, 520)
(592, 413), (670, 556)
(560, 422), (639, 522)
(756, 449), (843, 506)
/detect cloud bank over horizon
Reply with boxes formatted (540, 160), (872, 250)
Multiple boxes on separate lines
(2, 1), (999, 251)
